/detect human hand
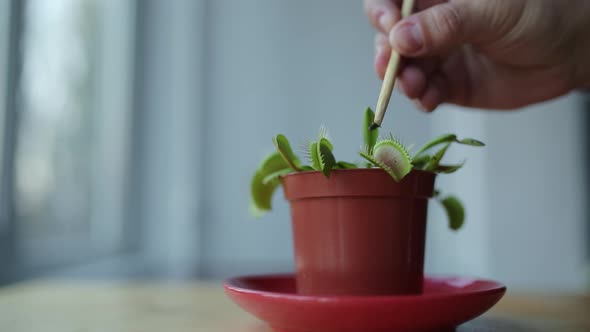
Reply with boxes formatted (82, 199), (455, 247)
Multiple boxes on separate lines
(365, 0), (590, 111)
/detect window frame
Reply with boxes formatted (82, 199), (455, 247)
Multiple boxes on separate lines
(0, 0), (23, 284)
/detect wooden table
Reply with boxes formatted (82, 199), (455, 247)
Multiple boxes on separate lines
(0, 280), (588, 331)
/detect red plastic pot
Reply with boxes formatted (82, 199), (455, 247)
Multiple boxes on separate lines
(282, 168), (436, 296)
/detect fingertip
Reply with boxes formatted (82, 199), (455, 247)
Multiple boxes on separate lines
(418, 75), (448, 112)
(419, 90), (441, 112)
(413, 99), (431, 113)
(398, 65), (427, 99)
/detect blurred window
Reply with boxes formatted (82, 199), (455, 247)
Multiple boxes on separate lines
(0, 0), (136, 280)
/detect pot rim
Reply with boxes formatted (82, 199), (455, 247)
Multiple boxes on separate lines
(281, 168), (436, 200)
(282, 167), (435, 179)
(224, 273), (507, 301)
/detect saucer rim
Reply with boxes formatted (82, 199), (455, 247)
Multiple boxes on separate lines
(223, 273), (507, 303)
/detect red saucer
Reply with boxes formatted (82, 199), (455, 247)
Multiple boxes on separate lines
(224, 274), (506, 332)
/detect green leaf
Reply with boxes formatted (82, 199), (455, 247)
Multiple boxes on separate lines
(414, 134), (457, 157)
(273, 134), (302, 171)
(372, 138), (413, 181)
(458, 138), (485, 147)
(250, 170), (280, 214)
(359, 151), (401, 182)
(300, 165), (315, 171)
(336, 161), (358, 169)
(424, 142), (451, 171)
(439, 195), (465, 231)
(415, 134), (485, 158)
(318, 137), (336, 177)
(363, 107), (378, 154)
(262, 168), (294, 185)
(259, 151), (290, 174)
(411, 154), (431, 169)
(250, 152), (290, 215)
(434, 162), (465, 174)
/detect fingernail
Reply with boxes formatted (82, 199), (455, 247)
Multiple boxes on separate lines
(393, 22), (423, 54)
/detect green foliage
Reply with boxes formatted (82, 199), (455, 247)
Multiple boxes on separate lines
(262, 168), (295, 185)
(363, 108), (378, 154)
(434, 163), (465, 174)
(317, 137), (336, 177)
(308, 141), (321, 170)
(318, 125), (334, 150)
(439, 194), (465, 231)
(335, 161), (358, 169)
(249, 108), (484, 231)
(459, 138), (485, 147)
(250, 152), (292, 214)
(411, 154), (431, 168)
(368, 137), (412, 182)
(413, 134), (457, 157)
(424, 142), (451, 171)
(414, 134), (485, 159)
(413, 134), (484, 174)
(360, 150), (402, 182)
(409, 134), (482, 230)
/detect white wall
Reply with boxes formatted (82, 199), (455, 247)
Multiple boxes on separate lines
(428, 96), (588, 291)
(137, 0), (205, 277)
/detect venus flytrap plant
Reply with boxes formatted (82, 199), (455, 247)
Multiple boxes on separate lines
(303, 127), (340, 176)
(360, 135), (412, 182)
(250, 107), (484, 230)
(363, 108), (378, 154)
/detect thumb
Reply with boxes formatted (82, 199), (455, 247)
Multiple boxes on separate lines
(390, 2), (500, 56)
